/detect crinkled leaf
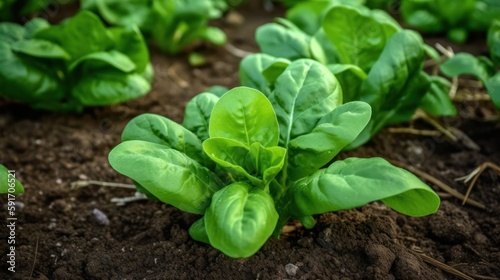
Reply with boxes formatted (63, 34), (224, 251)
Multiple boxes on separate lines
(270, 59), (342, 147)
(108, 140), (223, 214)
(261, 58), (291, 85)
(205, 182), (278, 258)
(209, 87), (279, 147)
(121, 113), (207, 164)
(420, 75), (457, 116)
(0, 41), (64, 103)
(239, 53), (282, 96)
(109, 26), (150, 73)
(182, 92), (220, 141)
(203, 138), (286, 187)
(81, 0), (153, 29)
(72, 70), (150, 106)
(290, 157), (440, 218)
(327, 64), (367, 102)
(322, 5), (399, 71)
(355, 30), (428, 146)
(34, 11), (113, 61)
(256, 20), (311, 61)
(287, 101), (371, 180)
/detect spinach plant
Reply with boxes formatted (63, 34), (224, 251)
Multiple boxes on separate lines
(401, 0), (500, 43)
(0, 11), (153, 112)
(109, 59), (440, 258)
(240, 4), (455, 148)
(0, 164), (24, 194)
(81, 0), (228, 54)
(439, 20), (500, 109)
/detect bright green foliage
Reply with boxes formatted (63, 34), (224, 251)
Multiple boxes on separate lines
(81, 0), (228, 54)
(440, 22), (500, 110)
(0, 11), (153, 112)
(0, 164), (24, 194)
(242, 4), (453, 148)
(401, 0), (500, 43)
(109, 60), (440, 258)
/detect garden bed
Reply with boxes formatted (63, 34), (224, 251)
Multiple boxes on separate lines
(1, 2), (499, 279)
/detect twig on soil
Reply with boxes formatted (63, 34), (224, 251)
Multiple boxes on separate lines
(415, 251), (474, 280)
(29, 236), (39, 279)
(390, 160), (486, 210)
(415, 110), (459, 142)
(224, 43), (253, 58)
(110, 192), (149, 206)
(455, 162), (500, 205)
(387, 127), (442, 137)
(71, 180), (136, 190)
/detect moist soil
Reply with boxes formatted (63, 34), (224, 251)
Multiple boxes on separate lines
(1, 2), (499, 279)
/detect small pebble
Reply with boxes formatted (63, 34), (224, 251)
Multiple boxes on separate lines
(92, 208), (109, 226)
(285, 263), (298, 276)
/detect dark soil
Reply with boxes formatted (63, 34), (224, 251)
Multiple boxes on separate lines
(1, 2), (499, 279)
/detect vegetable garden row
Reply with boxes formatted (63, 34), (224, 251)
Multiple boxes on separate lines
(1, 0), (499, 278)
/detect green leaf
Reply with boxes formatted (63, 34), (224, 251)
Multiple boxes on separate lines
(108, 140), (223, 214)
(200, 26), (226, 45)
(0, 164), (24, 194)
(182, 92), (220, 141)
(287, 101), (371, 180)
(420, 75), (457, 116)
(356, 30), (428, 144)
(327, 64), (367, 102)
(285, 0), (333, 35)
(0, 41), (64, 103)
(69, 50), (136, 73)
(290, 157), (440, 218)
(256, 20), (312, 61)
(109, 26), (150, 73)
(488, 20), (500, 67)
(270, 59), (342, 147)
(239, 53), (282, 96)
(121, 113), (206, 164)
(82, 0), (153, 29)
(34, 11), (113, 61)
(209, 87), (280, 147)
(440, 53), (496, 84)
(322, 5), (399, 71)
(261, 58), (291, 85)
(71, 70), (150, 106)
(205, 182), (278, 258)
(203, 138), (286, 187)
(189, 218), (210, 244)
(0, 22), (24, 43)
(11, 39), (70, 60)
(485, 72), (500, 109)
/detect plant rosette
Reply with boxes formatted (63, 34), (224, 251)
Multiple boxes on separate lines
(241, 4), (457, 148)
(0, 11), (153, 112)
(109, 59), (440, 258)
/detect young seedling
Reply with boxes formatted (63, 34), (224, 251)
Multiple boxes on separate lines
(109, 59), (440, 258)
